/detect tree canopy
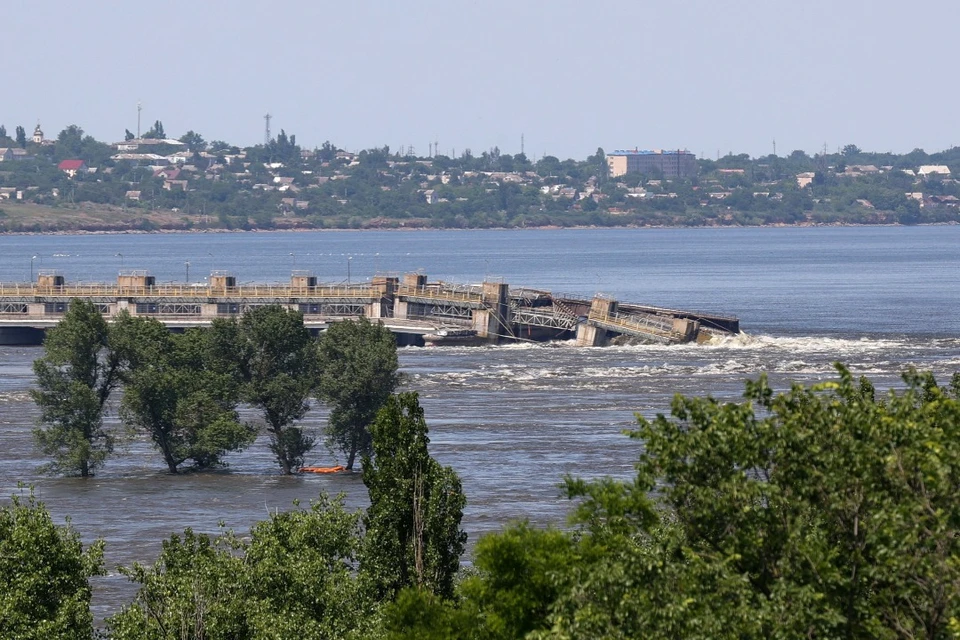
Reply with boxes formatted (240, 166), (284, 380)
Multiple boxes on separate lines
(115, 317), (256, 473)
(387, 365), (960, 639)
(31, 300), (124, 477)
(0, 488), (104, 639)
(361, 393), (467, 602)
(233, 305), (319, 474)
(316, 317), (400, 469)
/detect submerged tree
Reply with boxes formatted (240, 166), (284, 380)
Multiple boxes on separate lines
(316, 317), (399, 470)
(234, 305), (318, 474)
(0, 487), (104, 639)
(360, 393), (466, 601)
(115, 317), (256, 473)
(31, 300), (124, 477)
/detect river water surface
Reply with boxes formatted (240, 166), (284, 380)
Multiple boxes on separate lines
(1, 226), (959, 620)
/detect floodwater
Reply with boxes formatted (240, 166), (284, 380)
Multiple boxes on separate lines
(2, 226), (960, 619)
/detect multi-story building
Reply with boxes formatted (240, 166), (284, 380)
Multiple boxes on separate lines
(607, 149), (697, 179)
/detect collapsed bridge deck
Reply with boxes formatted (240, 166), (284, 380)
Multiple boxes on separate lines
(0, 270), (740, 346)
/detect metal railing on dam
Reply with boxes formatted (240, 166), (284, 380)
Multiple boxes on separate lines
(0, 283), (380, 300)
(0, 270), (740, 347)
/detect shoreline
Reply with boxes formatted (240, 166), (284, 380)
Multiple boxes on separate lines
(1, 220), (955, 237)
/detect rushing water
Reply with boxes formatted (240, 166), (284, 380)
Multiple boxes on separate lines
(2, 225), (960, 620)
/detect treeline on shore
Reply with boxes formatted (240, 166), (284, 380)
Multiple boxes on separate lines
(2, 123), (960, 232)
(4, 349), (960, 637)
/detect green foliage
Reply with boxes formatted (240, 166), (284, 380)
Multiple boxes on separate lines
(242, 494), (374, 638)
(31, 300), (123, 476)
(361, 393), (467, 602)
(546, 365), (960, 638)
(316, 317), (400, 469)
(143, 120), (165, 139)
(115, 318), (255, 473)
(387, 366), (960, 639)
(15, 125), (26, 148)
(0, 487), (104, 639)
(234, 305), (318, 474)
(178, 130), (206, 153)
(107, 528), (251, 639)
(108, 494), (376, 640)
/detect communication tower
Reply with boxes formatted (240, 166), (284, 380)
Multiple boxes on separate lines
(264, 113), (272, 145)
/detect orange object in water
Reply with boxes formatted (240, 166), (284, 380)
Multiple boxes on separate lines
(299, 465), (346, 474)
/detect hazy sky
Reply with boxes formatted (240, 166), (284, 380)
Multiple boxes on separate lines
(5, 1), (957, 159)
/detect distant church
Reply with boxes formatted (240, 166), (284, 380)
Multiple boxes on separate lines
(32, 123), (53, 146)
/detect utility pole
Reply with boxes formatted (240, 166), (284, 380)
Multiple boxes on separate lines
(521, 133), (525, 156)
(137, 101), (142, 138)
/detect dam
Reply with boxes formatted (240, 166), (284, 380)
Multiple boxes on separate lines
(0, 269), (740, 346)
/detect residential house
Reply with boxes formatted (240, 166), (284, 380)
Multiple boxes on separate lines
(0, 148), (11, 162)
(279, 197), (296, 214)
(845, 164), (880, 176)
(796, 172), (816, 188)
(111, 153), (168, 163)
(57, 159), (86, 178)
(918, 165), (951, 179)
(163, 180), (188, 191)
(125, 190), (142, 201)
(153, 167), (181, 180)
(928, 194), (959, 207)
(166, 151), (193, 164)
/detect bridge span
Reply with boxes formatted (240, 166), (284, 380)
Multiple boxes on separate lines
(0, 270), (740, 346)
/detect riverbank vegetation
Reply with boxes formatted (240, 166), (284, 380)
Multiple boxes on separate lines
(1, 123), (959, 232)
(7, 363), (960, 637)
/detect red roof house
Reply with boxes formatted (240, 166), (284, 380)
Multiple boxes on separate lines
(57, 159), (86, 177)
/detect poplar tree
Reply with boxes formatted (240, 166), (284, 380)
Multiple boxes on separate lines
(31, 300), (124, 477)
(360, 393), (466, 601)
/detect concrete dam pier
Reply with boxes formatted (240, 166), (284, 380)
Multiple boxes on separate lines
(0, 270), (740, 347)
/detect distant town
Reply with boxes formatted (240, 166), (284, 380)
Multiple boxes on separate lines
(0, 121), (957, 232)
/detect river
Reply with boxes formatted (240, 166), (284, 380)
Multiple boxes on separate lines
(1, 225), (959, 620)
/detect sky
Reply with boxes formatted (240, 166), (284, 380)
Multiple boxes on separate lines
(5, 0), (957, 160)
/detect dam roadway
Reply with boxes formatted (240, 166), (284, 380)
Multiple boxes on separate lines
(0, 269), (740, 346)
